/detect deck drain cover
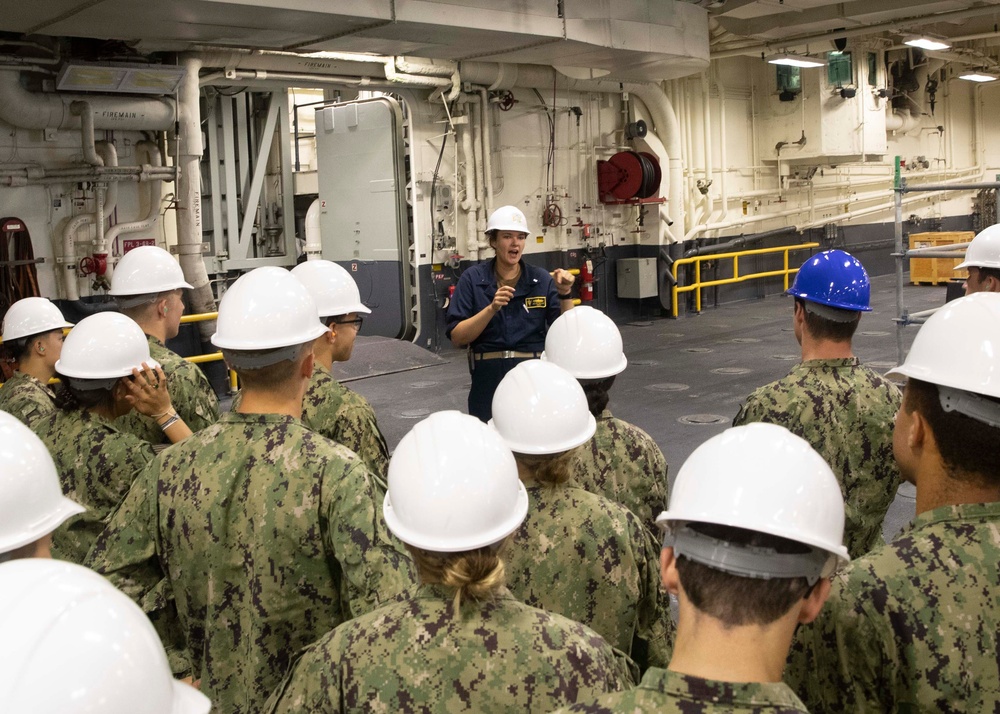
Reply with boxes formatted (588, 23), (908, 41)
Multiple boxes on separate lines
(647, 383), (690, 392)
(409, 381), (439, 389)
(860, 331), (889, 336)
(678, 414), (729, 425)
(781, 327), (794, 332)
(770, 354), (798, 361)
(732, 338), (760, 344)
(685, 347), (713, 353)
(627, 321), (654, 327)
(712, 367), (751, 375)
(630, 359), (660, 366)
(399, 408), (431, 419)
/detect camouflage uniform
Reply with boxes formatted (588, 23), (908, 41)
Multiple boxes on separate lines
(786, 502), (1000, 713)
(117, 335), (219, 444)
(233, 363), (389, 483)
(505, 480), (673, 672)
(733, 358), (901, 558)
(86, 412), (415, 714)
(573, 409), (668, 541)
(553, 667), (809, 713)
(265, 583), (635, 714)
(34, 408), (155, 564)
(0, 371), (57, 429)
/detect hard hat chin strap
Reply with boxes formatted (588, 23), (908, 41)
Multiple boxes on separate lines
(938, 385), (1000, 429)
(666, 525), (829, 585)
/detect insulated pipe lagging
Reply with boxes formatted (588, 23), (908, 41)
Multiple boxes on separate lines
(104, 141), (163, 248)
(70, 102), (103, 167)
(177, 54), (218, 341)
(304, 198), (322, 259)
(0, 72), (173, 130)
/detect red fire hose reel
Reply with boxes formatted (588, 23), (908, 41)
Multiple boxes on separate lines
(597, 151), (662, 204)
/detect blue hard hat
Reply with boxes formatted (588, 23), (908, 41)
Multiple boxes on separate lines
(786, 250), (872, 312)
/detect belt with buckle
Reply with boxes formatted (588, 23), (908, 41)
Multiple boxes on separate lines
(473, 350), (541, 361)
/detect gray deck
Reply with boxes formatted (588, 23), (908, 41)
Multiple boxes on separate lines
(336, 274), (947, 546)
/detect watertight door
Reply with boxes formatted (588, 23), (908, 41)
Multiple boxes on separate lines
(314, 97), (414, 339)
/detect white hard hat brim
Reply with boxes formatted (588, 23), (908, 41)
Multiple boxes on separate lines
(655, 510), (851, 573)
(540, 351), (628, 379)
(488, 413), (597, 455)
(109, 279), (194, 296)
(55, 357), (162, 380)
(382, 483), (529, 553)
(211, 325), (329, 351)
(0, 495), (85, 555)
(320, 301), (372, 317)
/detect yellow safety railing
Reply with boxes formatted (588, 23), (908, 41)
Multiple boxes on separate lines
(671, 242), (819, 315)
(178, 311), (237, 392)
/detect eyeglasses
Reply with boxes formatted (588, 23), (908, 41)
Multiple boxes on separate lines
(330, 316), (364, 330)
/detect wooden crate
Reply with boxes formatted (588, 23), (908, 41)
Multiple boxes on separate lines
(909, 231), (972, 285)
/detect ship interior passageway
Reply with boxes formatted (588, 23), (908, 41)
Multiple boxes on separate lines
(308, 275), (947, 545)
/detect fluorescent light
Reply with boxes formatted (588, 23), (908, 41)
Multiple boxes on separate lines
(903, 36), (951, 51)
(57, 62), (185, 95)
(959, 71), (998, 82)
(766, 53), (826, 68)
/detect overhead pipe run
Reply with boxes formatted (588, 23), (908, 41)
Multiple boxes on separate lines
(0, 72), (173, 131)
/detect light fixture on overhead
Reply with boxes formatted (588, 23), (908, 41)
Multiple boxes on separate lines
(958, 70), (999, 82)
(766, 53), (826, 68)
(56, 62), (185, 95)
(903, 35), (951, 51)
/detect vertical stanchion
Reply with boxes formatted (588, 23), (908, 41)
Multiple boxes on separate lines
(894, 157), (906, 365)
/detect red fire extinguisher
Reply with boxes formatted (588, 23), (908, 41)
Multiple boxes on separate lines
(579, 260), (594, 302)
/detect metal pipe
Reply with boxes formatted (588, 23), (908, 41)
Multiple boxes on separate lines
(95, 184), (107, 278)
(177, 54), (218, 341)
(894, 159), (906, 364)
(465, 96), (486, 238)
(900, 182), (1000, 192)
(104, 141), (164, 252)
(682, 225), (797, 258)
(459, 111), (479, 259)
(0, 72), (173, 130)
(69, 102), (103, 167)
(477, 87), (494, 216)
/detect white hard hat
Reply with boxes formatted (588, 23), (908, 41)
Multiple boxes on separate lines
(956, 224), (1000, 270)
(109, 245), (193, 296)
(291, 259), (371, 317)
(0, 559), (211, 714)
(887, 292), (1000, 399)
(383, 411), (528, 552)
(1, 297), (72, 342)
(211, 267), (328, 351)
(656, 423), (850, 578)
(0, 411), (84, 555)
(490, 360), (597, 455)
(486, 205), (530, 235)
(55, 312), (160, 380)
(541, 306), (628, 379)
